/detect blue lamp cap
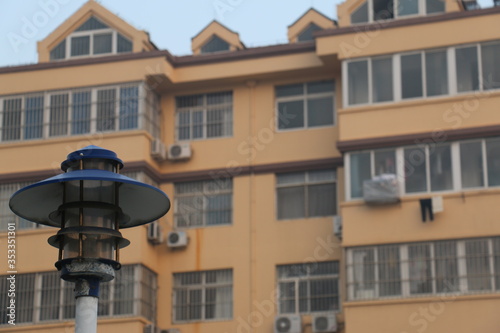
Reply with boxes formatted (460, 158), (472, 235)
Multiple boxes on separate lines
(61, 145), (123, 171)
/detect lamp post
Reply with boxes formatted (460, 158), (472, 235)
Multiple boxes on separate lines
(9, 145), (170, 333)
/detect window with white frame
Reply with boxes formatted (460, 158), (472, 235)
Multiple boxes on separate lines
(175, 91), (233, 140)
(173, 269), (233, 323)
(0, 82), (160, 143)
(276, 80), (335, 130)
(347, 137), (500, 200)
(349, 0), (444, 25)
(277, 261), (340, 314)
(0, 265), (156, 325)
(174, 178), (232, 228)
(347, 237), (500, 301)
(344, 40), (500, 107)
(276, 169), (337, 219)
(50, 16), (133, 61)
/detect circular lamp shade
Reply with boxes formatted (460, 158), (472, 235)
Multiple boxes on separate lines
(9, 169), (170, 228)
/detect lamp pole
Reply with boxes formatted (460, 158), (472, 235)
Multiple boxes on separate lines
(9, 145), (170, 333)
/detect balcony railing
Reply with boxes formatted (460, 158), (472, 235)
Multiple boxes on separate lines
(0, 82), (160, 143)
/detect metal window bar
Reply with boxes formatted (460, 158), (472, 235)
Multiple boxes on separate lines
(0, 83), (158, 143)
(0, 182), (40, 231)
(277, 261), (340, 314)
(347, 237), (500, 301)
(175, 92), (233, 140)
(174, 179), (233, 228)
(173, 269), (233, 323)
(0, 264), (155, 326)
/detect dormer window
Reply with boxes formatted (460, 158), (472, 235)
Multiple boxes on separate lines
(350, 0), (445, 24)
(297, 23), (323, 42)
(200, 35), (230, 54)
(49, 16), (133, 61)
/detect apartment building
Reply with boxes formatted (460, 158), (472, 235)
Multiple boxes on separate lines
(0, 0), (499, 332)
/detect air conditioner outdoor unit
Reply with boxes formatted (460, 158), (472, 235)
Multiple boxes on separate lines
(147, 221), (163, 245)
(151, 139), (167, 161)
(167, 143), (192, 161)
(143, 324), (156, 333)
(312, 313), (338, 333)
(274, 315), (301, 333)
(167, 231), (188, 248)
(363, 173), (400, 205)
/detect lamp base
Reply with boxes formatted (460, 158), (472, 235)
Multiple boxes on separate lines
(56, 258), (118, 282)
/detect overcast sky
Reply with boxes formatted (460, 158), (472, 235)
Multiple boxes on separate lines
(0, 0), (495, 68)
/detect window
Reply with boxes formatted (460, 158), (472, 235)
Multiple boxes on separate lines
(398, 0), (419, 16)
(347, 60), (369, 105)
(349, 149), (396, 199)
(97, 88), (116, 132)
(344, 41), (500, 107)
(348, 137), (500, 200)
(277, 261), (340, 314)
(174, 178), (232, 228)
(173, 269), (233, 322)
(49, 39), (66, 60)
(0, 265), (155, 325)
(0, 82), (159, 143)
(351, 0), (443, 24)
(481, 42), (500, 90)
(456, 46), (479, 93)
(351, 1), (369, 24)
(373, 0), (394, 20)
(426, 50), (448, 96)
(347, 237), (500, 300)
(49, 93), (69, 136)
(276, 170), (336, 220)
(297, 23), (322, 42)
(276, 80), (335, 130)
(25, 96), (44, 139)
(372, 57), (393, 102)
(49, 16), (133, 61)
(0, 182), (42, 231)
(200, 35), (230, 54)
(72, 90), (91, 135)
(175, 92), (233, 140)
(460, 141), (483, 188)
(401, 53), (423, 99)
(2, 98), (22, 141)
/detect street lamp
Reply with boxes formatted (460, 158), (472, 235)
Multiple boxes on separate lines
(9, 145), (170, 333)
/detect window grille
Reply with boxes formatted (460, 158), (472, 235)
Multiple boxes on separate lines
(277, 261), (340, 314)
(174, 179), (232, 228)
(347, 237), (500, 301)
(0, 265), (155, 325)
(0, 82), (160, 143)
(173, 269), (233, 322)
(276, 169), (336, 220)
(0, 182), (42, 231)
(175, 92), (233, 140)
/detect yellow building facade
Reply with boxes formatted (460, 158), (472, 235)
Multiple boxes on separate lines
(0, 0), (499, 332)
